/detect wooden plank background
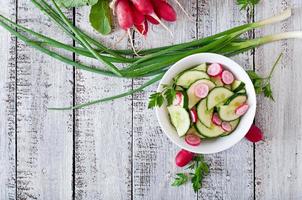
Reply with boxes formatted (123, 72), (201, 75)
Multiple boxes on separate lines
(0, 0), (301, 199)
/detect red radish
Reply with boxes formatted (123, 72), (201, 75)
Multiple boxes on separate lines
(131, 3), (145, 25)
(173, 92), (183, 106)
(245, 124), (264, 143)
(222, 70), (235, 84)
(207, 63), (223, 77)
(116, 0), (134, 30)
(235, 103), (249, 116)
(135, 20), (149, 36)
(190, 108), (198, 123)
(130, 0), (173, 36)
(185, 134), (201, 146)
(151, 0), (177, 22)
(194, 83), (209, 98)
(212, 113), (222, 126)
(175, 149), (194, 167)
(146, 15), (160, 24)
(221, 122), (232, 132)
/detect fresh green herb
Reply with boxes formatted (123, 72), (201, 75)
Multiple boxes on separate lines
(247, 53), (283, 101)
(90, 0), (112, 35)
(171, 173), (189, 186)
(55, 0), (98, 8)
(171, 155), (209, 193)
(236, 0), (260, 10)
(148, 80), (177, 109)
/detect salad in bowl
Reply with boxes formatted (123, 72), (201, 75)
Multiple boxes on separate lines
(155, 53), (256, 154)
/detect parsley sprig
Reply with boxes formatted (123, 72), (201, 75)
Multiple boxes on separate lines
(171, 155), (209, 193)
(148, 79), (177, 108)
(236, 0), (260, 10)
(247, 53), (283, 101)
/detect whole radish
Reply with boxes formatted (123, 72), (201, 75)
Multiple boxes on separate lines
(116, 0), (134, 31)
(130, 0), (173, 36)
(151, 0), (177, 22)
(245, 125), (264, 143)
(175, 149), (194, 167)
(135, 20), (148, 36)
(130, 2), (149, 36)
(146, 15), (160, 25)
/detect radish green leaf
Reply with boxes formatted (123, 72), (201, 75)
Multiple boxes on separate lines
(89, 0), (112, 35)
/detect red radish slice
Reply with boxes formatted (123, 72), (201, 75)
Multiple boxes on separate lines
(190, 108), (198, 123)
(185, 134), (201, 146)
(221, 122), (232, 132)
(212, 113), (222, 126)
(245, 124), (263, 143)
(194, 83), (209, 98)
(175, 149), (194, 167)
(173, 92), (183, 106)
(222, 70), (235, 84)
(207, 63), (223, 77)
(146, 15), (160, 24)
(235, 103), (249, 116)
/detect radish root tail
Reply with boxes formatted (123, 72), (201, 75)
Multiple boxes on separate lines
(127, 29), (141, 57)
(150, 13), (174, 37)
(112, 31), (127, 49)
(172, 0), (193, 21)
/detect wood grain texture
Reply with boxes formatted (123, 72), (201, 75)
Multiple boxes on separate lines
(132, 1), (198, 199)
(74, 7), (132, 200)
(196, 1), (254, 199)
(0, 0), (16, 199)
(255, 1), (302, 199)
(16, 1), (73, 199)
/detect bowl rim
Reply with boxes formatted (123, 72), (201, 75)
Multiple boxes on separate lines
(155, 53), (256, 154)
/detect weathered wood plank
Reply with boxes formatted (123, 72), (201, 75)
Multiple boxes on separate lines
(0, 0), (16, 199)
(132, 1), (198, 199)
(16, 1), (73, 199)
(255, 1), (302, 199)
(74, 7), (132, 200)
(196, 1), (254, 199)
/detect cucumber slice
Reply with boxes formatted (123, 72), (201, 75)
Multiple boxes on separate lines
(232, 80), (245, 93)
(193, 63), (207, 71)
(237, 88), (246, 94)
(225, 95), (247, 106)
(224, 84), (231, 90)
(218, 95), (247, 121)
(206, 87), (234, 110)
(197, 99), (213, 128)
(210, 76), (224, 86)
(187, 79), (216, 108)
(175, 86), (184, 91)
(187, 126), (206, 139)
(176, 70), (209, 88)
(195, 120), (225, 138)
(168, 106), (190, 137)
(221, 119), (240, 136)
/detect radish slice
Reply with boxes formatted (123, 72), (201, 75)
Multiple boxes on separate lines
(207, 63), (223, 77)
(173, 92), (183, 106)
(222, 70), (235, 84)
(245, 124), (263, 143)
(235, 103), (249, 116)
(194, 83), (209, 98)
(190, 108), (198, 123)
(212, 113), (222, 126)
(221, 122), (232, 132)
(185, 134), (201, 146)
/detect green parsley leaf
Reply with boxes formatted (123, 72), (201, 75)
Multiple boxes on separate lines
(55, 0), (98, 8)
(148, 93), (164, 108)
(164, 88), (176, 106)
(89, 0), (112, 35)
(263, 84), (274, 101)
(171, 173), (189, 186)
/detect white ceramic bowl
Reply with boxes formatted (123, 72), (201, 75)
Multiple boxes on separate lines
(155, 53), (256, 154)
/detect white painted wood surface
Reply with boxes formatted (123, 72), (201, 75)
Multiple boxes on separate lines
(0, 0), (302, 199)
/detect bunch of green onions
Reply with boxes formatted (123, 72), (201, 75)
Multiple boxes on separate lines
(0, 0), (301, 110)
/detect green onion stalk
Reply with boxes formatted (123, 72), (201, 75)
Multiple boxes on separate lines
(0, 1), (301, 109)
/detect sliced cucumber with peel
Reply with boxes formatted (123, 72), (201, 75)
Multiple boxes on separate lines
(193, 63), (207, 71)
(195, 120), (225, 138)
(197, 98), (213, 128)
(176, 70), (209, 88)
(187, 79), (216, 108)
(232, 80), (245, 93)
(167, 106), (190, 137)
(207, 87), (234, 110)
(210, 76), (224, 86)
(218, 95), (247, 121)
(187, 126), (206, 139)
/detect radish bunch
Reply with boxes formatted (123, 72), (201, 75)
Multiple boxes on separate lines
(113, 0), (177, 37)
